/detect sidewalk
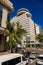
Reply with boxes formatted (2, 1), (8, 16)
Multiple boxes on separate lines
(0, 52), (10, 56)
(26, 47), (43, 54)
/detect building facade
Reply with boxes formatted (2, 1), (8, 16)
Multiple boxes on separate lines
(0, 0), (14, 28)
(0, 0), (14, 51)
(10, 8), (36, 47)
(35, 23), (40, 35)
(41, 30), (43, 34)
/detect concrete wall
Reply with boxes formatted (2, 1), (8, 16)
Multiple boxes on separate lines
(0, 36), (6, 51)
(1, 8), (8, 28)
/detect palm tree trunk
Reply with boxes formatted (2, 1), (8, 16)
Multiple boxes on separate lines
(15, 45), (18, 53)
(10, 44), (13, 53)
(11, 46), (13, 53)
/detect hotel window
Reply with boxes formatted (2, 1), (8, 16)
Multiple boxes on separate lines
(26, 41), (30, 43)
(31, 41), (34, 43)
(0, 6), (3, 26)
(26, 14), (29, 17)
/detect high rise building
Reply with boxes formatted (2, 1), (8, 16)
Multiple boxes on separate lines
(35, 23), (40, 35)
(10, 8), (36, 47)
(41, 30), (43, 34)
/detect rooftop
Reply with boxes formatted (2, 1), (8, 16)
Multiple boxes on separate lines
(17, 8), (29, 13)
(0, 0), (14, 12)
(17, 8), (31, 16)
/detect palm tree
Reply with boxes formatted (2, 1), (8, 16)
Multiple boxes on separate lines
(16, 22), (27, 44)
(5, 22), (27, 53)
(5, 22), (16, 53)
(36, 34), (43, 44)
(14, 22), (27, 52)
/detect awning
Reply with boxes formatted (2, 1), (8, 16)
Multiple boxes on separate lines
(0, 0), (14, 12)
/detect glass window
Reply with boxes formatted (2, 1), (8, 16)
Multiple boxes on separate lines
(37, 64), (43, 65)
(22, 56), (26, 61)
(2, 57), (21, 65)
(26, 14), (29, 17)
(31, 41), (34, 43)
(2, 60), (13, 65)
(26, 41), (30, 43)
(38, 57), (43, 60)
(13, 57), (21, 64)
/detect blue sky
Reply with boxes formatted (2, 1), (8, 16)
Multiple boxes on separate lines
(10, 0), (43, 30)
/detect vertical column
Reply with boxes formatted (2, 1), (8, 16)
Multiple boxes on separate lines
(1, 8), (8, 28)
(0, 36), (5, 51)
(21, 36), (25, 46)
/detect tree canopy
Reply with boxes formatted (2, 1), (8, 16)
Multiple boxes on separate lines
(36, 34), (43, 43)
(5, 21), (27, 52)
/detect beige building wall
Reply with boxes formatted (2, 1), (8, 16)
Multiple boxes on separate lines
(10, 16), (18, 24)
(36, 26), (40, 34)
(30, 35), (35, 42)
(0, 35), (6, 51)
(35, 23), (40, 34)
(1, 8), (8, 28)
(10, 8), (36, 44)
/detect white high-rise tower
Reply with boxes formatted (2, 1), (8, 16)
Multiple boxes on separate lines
(10, 8), (36, 47)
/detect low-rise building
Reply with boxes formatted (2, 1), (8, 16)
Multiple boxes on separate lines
(0, 0), (14, 51)
(35, 23), (40, 35)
